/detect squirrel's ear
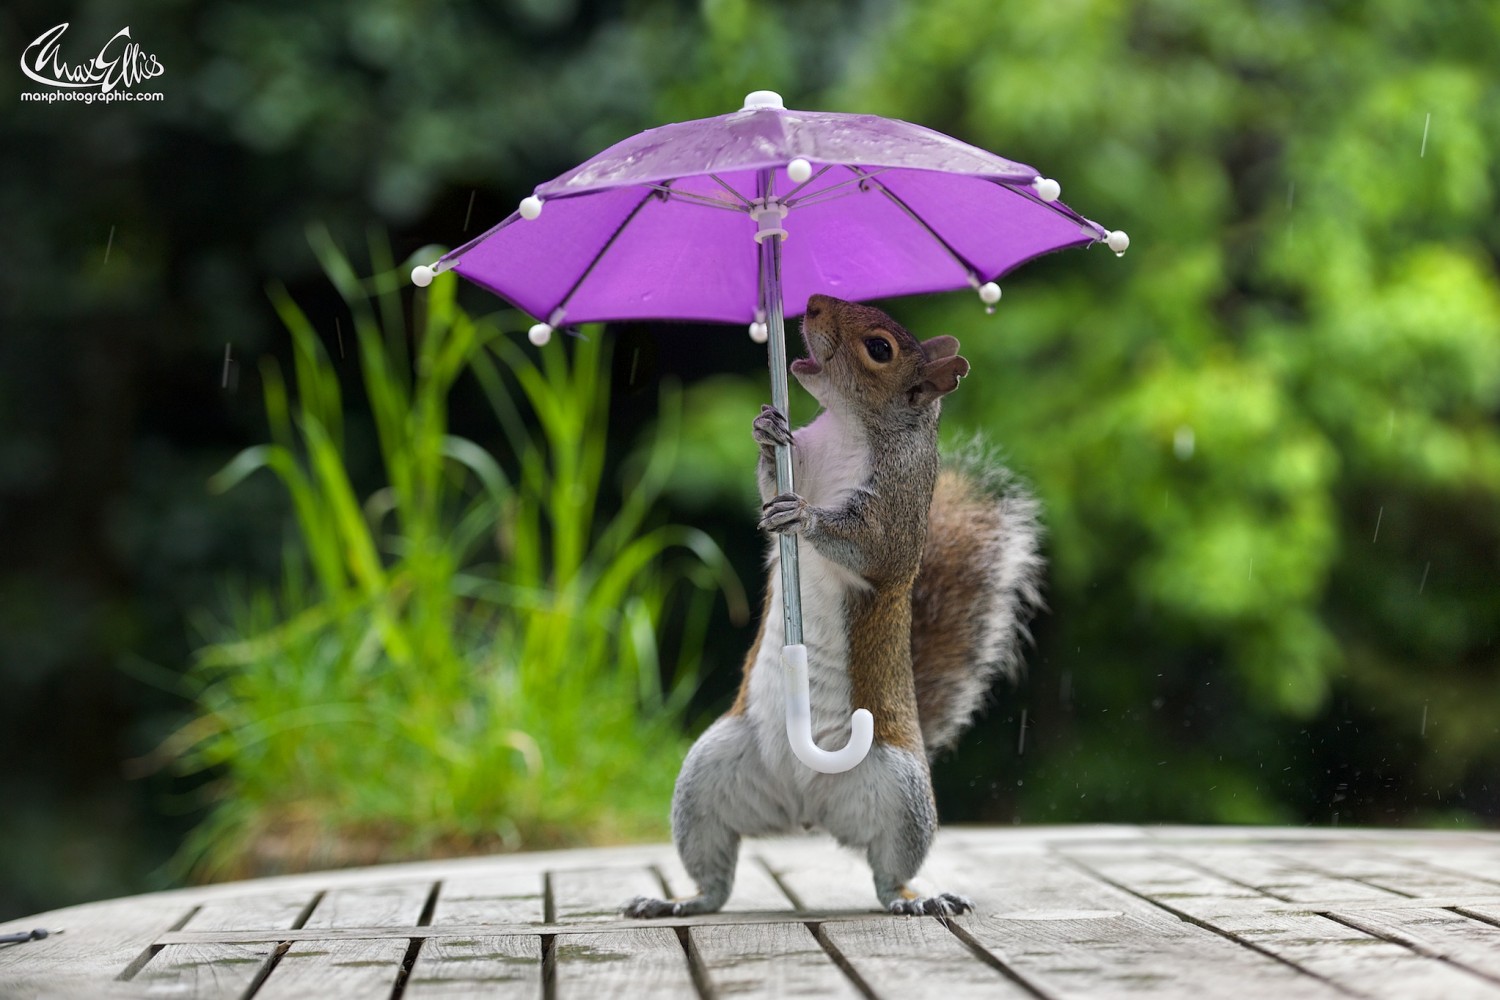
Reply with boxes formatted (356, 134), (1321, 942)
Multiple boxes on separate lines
(921, 335), (961, 361)
(911, 354), (969, 406)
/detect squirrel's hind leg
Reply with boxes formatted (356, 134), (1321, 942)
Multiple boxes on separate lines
(621, 715), (775, 919)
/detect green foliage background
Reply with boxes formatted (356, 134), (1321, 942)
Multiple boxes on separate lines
(2, 0), (1497, 919)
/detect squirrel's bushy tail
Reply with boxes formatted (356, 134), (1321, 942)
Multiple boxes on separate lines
(910, 437), (1045, 755)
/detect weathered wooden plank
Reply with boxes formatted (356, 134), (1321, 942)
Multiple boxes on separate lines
(401, 934), (541, 998)
(934, 847), (1345, 998)
(1158, 847), (1402, 904)
(0, 898), (194, 992)
(552, 927), (696, 998)
(549, 866), (665, 923)
(658, 851), (797, 911)
(686, 920), (860, 998)
(1072, 852), (1500, 999)
(817, 916), (1034, 998)
(430, 872), (545, 925)
(130, 942), (276, 998)
(751, 840), (879, 912)
(180, 891), (315, 932)
(1330, 906), (1500, 983)
(302, 881), (432, 928)
(254, 937), (409, 999)
(1379, 846), (1500, 892)
(1287, 848), (1489, 898)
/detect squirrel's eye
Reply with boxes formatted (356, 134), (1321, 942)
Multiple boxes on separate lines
(864, 337), (893, 363)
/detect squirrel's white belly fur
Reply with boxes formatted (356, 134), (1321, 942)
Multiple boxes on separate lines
(730, 410), (924, 844)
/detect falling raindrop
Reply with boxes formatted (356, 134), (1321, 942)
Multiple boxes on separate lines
(335, 316), (344, 358)
(1421, 112), (1431, 157)
(104, 224), (116, 265)
(1372, 506), (1383, 543)
(1418, 561), (1431, 593)
(464, 189), (477, 232)
(1017, 708), (1028, 756)
(220, 343), (239, 392)
(1421, 704), (1428, 737)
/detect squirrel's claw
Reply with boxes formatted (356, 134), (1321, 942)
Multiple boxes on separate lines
(760, 492), (810, 535)
(752, 404), (794, 449)
(887, 892), (974, 917)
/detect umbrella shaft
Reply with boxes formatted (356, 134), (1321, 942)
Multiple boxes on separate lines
(758, 171), (804, 647)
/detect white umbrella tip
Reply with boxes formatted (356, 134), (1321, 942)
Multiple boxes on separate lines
(410, 264), (434, 287)
(749, 321), (769, 343)
(1107, 230), (1130, 255)
(518, 196), (543, 220)
(743, 90), (785, 111)
(787, 157), (813, 183)
(1033, 177), (1061, 202)
(528, 322), (553, 346)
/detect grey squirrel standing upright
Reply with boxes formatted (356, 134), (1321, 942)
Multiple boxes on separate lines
(623, 294), (1043, 917)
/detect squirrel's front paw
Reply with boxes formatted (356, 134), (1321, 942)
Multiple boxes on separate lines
(887, 892), (974, 917)
(759, 492), (813, 535)
(752, 404), (793, 450)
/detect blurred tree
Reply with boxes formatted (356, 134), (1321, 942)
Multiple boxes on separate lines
(840, 0), (1500, 824)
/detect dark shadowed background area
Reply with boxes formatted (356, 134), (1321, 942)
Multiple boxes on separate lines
(3, 0), (1498, 922)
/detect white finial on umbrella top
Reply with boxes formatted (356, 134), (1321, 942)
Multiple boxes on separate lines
(519, 196), (544, 220)
(1032, 177), (1062, 202)
(743, 90), (785, 111)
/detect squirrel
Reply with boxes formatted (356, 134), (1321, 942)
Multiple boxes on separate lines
(623, 294), (1043, 918)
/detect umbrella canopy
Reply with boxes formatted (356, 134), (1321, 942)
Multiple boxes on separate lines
(416, 91), (1126, 330)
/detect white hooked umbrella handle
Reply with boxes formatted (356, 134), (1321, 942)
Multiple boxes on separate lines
(782, 643), (874, 773)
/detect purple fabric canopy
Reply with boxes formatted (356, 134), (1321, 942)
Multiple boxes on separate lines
(435, 100), (1112, 326)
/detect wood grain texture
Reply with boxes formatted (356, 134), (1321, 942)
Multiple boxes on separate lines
(254, 937), (409, 999)
(402, 934), (541, 998)
(6, 827), (1500, 999)
(552, 927), (696, 998)
(688, 920), (861, 997)
(302, 882), (432, 929)
(1070, 851), (1500, 999)
(817, 916), (1033, 998)
(180, 891), (314, 932)
(130, 941), (275, 998)
(430, 872), (544, 925)
(549, 866), (665, 923)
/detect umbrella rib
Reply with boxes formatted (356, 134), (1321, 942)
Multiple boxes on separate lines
(707, 173), (756, 207)
(782, 167), (888, 209)
(550, 187), (660, 320)
(986, 177), (1108, 239)
(849, 167), (981, 282)
(640, 182), (746, 212)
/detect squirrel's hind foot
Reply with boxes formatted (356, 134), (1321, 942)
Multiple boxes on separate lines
(620, 894), (723, 919)
(886, 892), (973, 917)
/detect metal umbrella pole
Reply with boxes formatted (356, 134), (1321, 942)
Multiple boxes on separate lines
(755, 169), (874, 774)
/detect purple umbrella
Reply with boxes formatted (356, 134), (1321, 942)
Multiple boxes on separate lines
(411, 90), (1127, 773)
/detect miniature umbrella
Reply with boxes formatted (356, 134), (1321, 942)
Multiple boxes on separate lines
(412, 90), (1127, 774)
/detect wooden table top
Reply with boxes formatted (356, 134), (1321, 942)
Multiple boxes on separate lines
(3, 825), (1499, 998)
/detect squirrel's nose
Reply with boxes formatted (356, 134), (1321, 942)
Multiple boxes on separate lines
(805, 294), (831, 318)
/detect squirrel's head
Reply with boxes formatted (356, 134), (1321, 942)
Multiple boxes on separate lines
(792, 294), (969, 418)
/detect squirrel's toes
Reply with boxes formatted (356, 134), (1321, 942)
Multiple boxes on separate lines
(620, 895), (679, 919)
(887, 892), (974, 917)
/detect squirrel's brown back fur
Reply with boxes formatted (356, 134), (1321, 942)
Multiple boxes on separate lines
(911, 443), (1044, 753)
